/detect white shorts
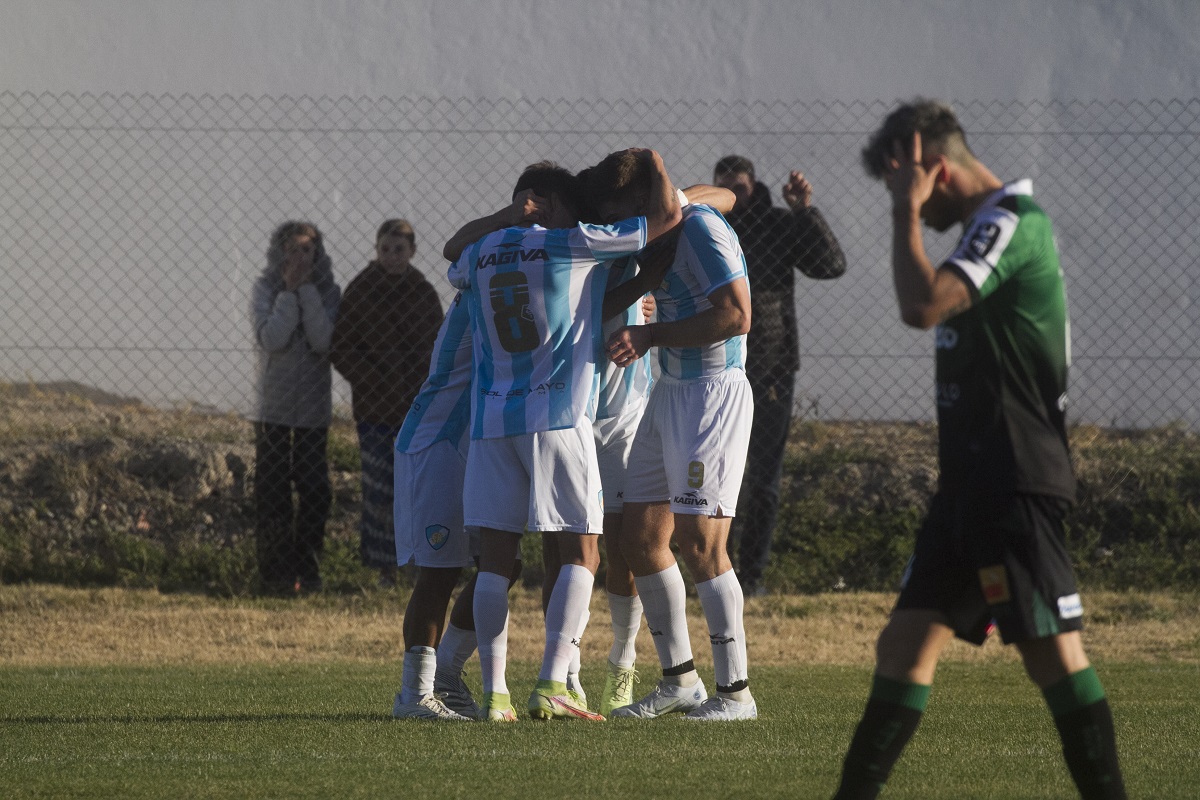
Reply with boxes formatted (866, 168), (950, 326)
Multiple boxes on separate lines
(394, 439), (478, 568)
(463, 420), (604, 534)
(594, 405), (644, 515)
(624, 370), (753, 516)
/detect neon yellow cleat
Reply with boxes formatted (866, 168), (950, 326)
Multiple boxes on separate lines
(528, 679), (605, 721)
(599, 661), (640, 717)
(481, 692), (518, 722)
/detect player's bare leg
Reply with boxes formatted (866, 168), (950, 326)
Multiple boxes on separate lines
(1018, 633), (1126, 799)
(832, 611), (951, 797)
(392, 566), (471, 720)
(612, 501), (708, 718)
(673, 512), (756, 720)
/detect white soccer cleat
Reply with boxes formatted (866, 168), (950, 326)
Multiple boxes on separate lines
(683, 694), (758, 721)
(392, 692), (472, 721)
(609, 678), (708, 719)
(434, 669), (482, 720)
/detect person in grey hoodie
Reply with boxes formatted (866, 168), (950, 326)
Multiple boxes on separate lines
(250, 221), (341, 594)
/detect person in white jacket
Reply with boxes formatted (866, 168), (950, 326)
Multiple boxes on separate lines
(250, 221), (341, 595)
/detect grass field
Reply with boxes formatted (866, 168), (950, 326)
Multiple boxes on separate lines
(1, 586), (1197, 798)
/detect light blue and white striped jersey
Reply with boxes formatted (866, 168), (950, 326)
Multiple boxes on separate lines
(596, 256), (653, 421)
(653, 204), (749, 379)
(394, 293), (473, 454)
(448, 219), (647, 439)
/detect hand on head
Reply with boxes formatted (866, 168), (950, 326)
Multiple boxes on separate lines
(886, 131), (942, 211)
(511, 189), (549, 226)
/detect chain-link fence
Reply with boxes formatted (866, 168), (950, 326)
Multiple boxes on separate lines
(1, 93), (1198, 594)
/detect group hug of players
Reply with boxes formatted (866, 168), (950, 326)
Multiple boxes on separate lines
(392, 147), (755, 724)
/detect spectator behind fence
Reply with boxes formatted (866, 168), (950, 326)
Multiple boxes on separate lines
(250, 221), (341, 595)
(331, 219), (443, 584)
(713, 156), (847, 596)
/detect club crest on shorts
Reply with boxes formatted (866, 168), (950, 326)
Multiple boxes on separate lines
(978, 565), (1011, 604)
(425, 524), (450, 550)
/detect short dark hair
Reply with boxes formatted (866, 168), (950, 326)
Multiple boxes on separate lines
(714, 154), (755, 181)
(513, 160), (581, 218)
(862, 98), (973, 179)
(577, 150), (653, 211)
(376, 218), (415, 246)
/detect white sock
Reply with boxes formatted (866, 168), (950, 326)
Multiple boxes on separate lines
(696, 569), (750, 699)
(634, 563), (694, 676)
(473, 571), (511, 696)
(567, 606), (590, 687)
(435, 623), (477, 676)
(607, 591), (643, 668)
(539, 563), (594, 683)
(400, 645), (436, 704)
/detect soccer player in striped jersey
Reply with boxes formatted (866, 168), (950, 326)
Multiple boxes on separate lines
(391, 293), (477, 721)
(580, 150), (758, 722)
(588, 183), (737, 717)
(831, 99), (1125, 800)
(391, 191), (546, 722)
(448, 153), (682, 722)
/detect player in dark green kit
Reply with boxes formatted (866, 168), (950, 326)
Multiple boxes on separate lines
(831, 100), (1126, 800)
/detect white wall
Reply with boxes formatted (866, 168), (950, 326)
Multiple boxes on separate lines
(2, 1), (1197, 426)
(3, 0), (1198, 101)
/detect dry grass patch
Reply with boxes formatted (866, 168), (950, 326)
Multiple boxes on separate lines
(1, 585), (1196, 668)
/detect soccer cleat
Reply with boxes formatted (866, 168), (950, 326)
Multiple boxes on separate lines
(391, 692), (472, 721)
(610, 677), (708, 719)
(434, 668), (482, 720)
(683, 694), (758, 721)
(480, 692), (518, 722)
(599, 661), (640, 717)
(527, 679), (606, 721)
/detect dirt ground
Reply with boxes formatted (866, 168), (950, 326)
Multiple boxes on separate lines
(1, 585), (1195, 668)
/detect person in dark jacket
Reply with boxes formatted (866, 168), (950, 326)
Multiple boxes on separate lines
(713, 155), (847, 595)
(331, 219), (443, 583)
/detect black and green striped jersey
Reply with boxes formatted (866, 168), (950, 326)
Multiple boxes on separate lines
(935, 180), (1075, 501)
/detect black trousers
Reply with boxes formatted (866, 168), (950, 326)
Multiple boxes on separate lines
(732, 374), (793, 588)
(254, 422), (331, 591)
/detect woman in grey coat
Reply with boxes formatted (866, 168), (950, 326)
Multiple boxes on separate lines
(250, 221), (341, 594)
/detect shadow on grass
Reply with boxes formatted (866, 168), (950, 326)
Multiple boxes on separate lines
(0, 711), (388, 725)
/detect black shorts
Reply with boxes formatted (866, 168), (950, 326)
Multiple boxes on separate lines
(895, 492), (1084, 645)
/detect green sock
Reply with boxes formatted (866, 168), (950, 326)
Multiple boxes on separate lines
(1042, 666), (1106, 716)
(1043, 668), (1127, 800)
(833, 675), (931, 800)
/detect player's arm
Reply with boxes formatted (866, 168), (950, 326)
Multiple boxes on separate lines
(889, 132), (972, 329)
(601, 233), (678, 321)
(606, 277), (751, 365)
(893, 210), (972, 329)
(639, 149), (683, 242)
(681, 184), (736, 215)
(441, 189), (548, 261)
